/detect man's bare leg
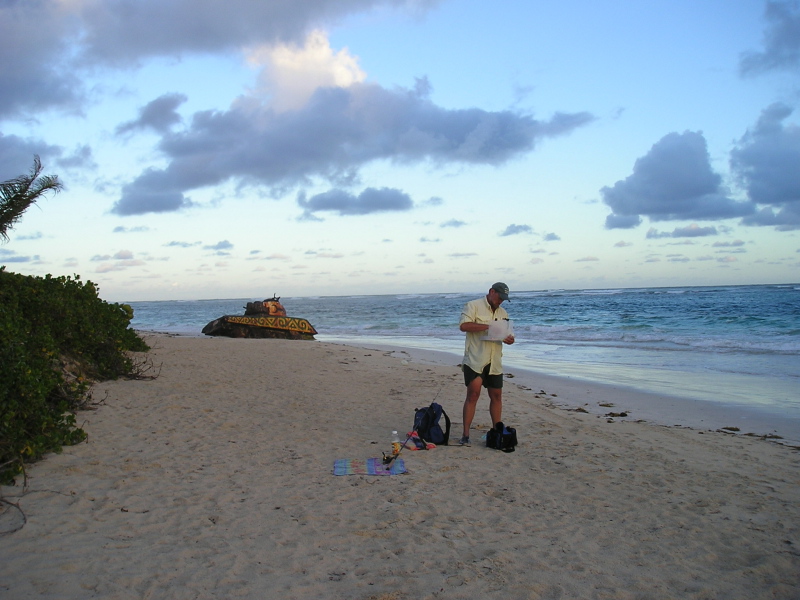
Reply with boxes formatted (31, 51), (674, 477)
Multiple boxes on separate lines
(488, 387), (503, 427)
(462, 376), (483, 438)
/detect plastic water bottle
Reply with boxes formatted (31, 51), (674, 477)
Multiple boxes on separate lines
(391, 431), (402, 455)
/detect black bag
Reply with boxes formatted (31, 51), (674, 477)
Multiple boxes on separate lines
(413, 402), (451, 445)
(486, 421), (517, 453)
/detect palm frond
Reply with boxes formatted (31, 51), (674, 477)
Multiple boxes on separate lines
(0, 155), (63, 242)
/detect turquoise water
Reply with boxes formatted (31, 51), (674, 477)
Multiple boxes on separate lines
(128, 284), (800, 424)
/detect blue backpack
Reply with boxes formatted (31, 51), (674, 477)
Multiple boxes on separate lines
(413, 402), (451, 445)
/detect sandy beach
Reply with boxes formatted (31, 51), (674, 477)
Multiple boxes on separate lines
(2, 335), (799, 599)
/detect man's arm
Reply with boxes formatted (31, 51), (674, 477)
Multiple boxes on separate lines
(459, 321), (489, 333)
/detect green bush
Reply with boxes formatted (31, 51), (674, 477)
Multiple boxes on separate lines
(0, 268), (149, 484)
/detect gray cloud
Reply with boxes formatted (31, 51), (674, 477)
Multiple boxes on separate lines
(77, 1), (441, 66)
(0, 255), (36, 263)
(1, 1), (594, 218)
(298, 187), (414, 219)
(543, 232), (561, 241)
(605, 213), (642, 229)
(0, 2), (83, 118)
(0, 248), (37, 263)
(440, 219), (466, 228)
(204, 240), (234, 251)
(164, 241), (201, 248)
(645, 229), (672, 239)
(739, 1), (800, 76)
(647, 225), (718, 239)
(602, 131), (754, 229)
(113, 226), (151, 233)
(0, 0), (441, 119)
(115, 168), (193, 215)
(731, 103), (800, 230)
(55, 144), (96, 171)
(116, 94), (188, 135)
(742, 204), (800, 229)
(499, 224), (532, 236)
(15, 232), (43, 241)
(672, 224), (717, 237)
(113, 82), (593, 215)
(0, 134), (64, 180)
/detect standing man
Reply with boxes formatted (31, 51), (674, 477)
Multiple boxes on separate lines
(458, 282), (515, 446)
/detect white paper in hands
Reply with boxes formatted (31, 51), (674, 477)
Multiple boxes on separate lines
(484, 319), (513, 341)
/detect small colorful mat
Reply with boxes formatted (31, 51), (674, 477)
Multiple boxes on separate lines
(333, 458), (406, 476)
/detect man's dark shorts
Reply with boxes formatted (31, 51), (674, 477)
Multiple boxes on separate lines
(462, 364), (503, 389)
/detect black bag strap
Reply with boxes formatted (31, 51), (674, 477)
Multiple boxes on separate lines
(442, 407), (451, 445)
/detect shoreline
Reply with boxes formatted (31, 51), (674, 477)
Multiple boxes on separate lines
(312, 335), (800, 446)
(137, 330), (800, 445)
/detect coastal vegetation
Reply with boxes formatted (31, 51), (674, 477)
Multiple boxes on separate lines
(0, 269), (149, 484)
(1, 157), (149, 484)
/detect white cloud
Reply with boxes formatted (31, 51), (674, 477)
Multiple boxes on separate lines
(247, 30), (366, 111)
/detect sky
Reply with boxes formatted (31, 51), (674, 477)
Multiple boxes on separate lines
(1, 0), (799, 301)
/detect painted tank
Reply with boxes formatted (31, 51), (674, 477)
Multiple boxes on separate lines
(202, 296), (317, 340)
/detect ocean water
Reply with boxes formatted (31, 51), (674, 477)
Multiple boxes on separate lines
(128, 284), (800, 432)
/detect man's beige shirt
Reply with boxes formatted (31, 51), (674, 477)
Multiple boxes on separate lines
(459, 296), (508, 375)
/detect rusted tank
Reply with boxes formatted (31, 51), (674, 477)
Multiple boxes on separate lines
(202, 296), (317, 340)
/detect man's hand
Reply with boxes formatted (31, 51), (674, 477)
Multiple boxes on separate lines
(503, 334), (515, 345)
